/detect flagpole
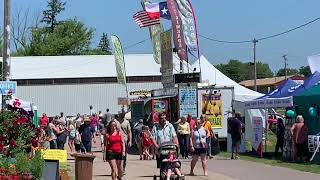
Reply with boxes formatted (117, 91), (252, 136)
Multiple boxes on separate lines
(187, 0), (201, 78)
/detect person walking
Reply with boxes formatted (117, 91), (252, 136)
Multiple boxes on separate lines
(228, 112), (242, 159)
(117, 113), (132, 174)
(104, 120), (125, 180)
(201, 115), (215, 159)
(189, 118), (208, 176)
(291, 115), (308, 162)
(79, 116), (96, 153)
(67, 119), (76, 153)
(177, 117), (190, 159)
(187, 114), (196, 131)
(275, 118), (285, 158)
(152, 113), (178, 168)
(103, 108), (112, 125)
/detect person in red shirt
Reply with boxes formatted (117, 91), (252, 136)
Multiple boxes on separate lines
(187, 114), (196, 132)
(105, 120), (125, 180)
(40, 113), (49, 128)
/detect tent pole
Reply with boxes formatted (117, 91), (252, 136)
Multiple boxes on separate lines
(265, 107), (268, 155)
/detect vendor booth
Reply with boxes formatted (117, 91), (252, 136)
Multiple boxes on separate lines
(294, 84), (320, 164)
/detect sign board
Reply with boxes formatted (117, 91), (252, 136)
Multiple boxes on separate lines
(152, 88), (178, 97)
(174, 72), (201, 84)
(252, 116), (263, 157)
(179, 84), (197, 118)
(201, 92), (223, 128)
(160, 29), (174, 88)
(41, 150), (67, 170)
(0, 81), (17, 95)
(118, 97), (129, 105)
(129, 90), (151, 97)
(244, 97), (293, 109)
(152, 99), (168, 123)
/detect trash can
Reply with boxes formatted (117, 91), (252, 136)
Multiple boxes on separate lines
(72, 153), (96, 180)
(211, 133), (220, 155)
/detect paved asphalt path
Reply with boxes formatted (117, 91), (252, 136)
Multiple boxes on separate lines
(203, 156), (320, 180)
(68, 142), (320, 180)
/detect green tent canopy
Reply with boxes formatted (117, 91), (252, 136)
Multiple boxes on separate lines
(294, 84), (320, 134)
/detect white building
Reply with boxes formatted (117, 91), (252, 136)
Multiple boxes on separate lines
(11, 54), (185, 116)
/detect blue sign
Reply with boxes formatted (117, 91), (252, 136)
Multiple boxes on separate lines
(0, 81), (17, 95)
(179, 84), (197, 118)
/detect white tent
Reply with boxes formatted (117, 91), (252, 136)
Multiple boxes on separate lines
(195, 55), (263, 101)
(193, 56), (265, 145)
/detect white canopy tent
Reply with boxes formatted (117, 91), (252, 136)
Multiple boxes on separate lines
(192, 56), (265, 142)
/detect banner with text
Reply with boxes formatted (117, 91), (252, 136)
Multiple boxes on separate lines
(176, 0), (198, 54)
(252, 116), (263, 158)
(141, 0), (163, 64)
(111, 35), (126, 85)
(160, 29), (174, 88)
(167, 0), (188, 61)
(201, 93), (222, 128)
(179, 83), (197, 118)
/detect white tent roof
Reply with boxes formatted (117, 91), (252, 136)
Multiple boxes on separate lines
(194, 55), (263, 101)
(11, 54), (188, 80)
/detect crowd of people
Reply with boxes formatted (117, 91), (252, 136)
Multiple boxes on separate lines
(31, 105), (310, 180)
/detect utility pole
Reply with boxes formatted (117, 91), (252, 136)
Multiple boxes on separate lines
(253, 38), (258, 91)
(282, 55), (288, 79)
(3, 0), (11, 81)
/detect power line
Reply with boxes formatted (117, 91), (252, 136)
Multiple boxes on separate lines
(199, 17), (320, 44)
(199, 34), (251, 44)
(123, 37), (150, 50)
(257, 17), (320, 41)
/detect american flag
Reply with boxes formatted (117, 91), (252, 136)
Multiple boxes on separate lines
(133, 11), (160, 28)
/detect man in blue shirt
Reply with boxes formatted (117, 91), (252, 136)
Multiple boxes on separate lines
(152, 112), (179, 168)
(79, 116), (96, 153)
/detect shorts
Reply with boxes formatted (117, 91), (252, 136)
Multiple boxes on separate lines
(232, 135), (241, 147)
(106, 152), (123, 161)
(193, 148), (207, 156)
(74, 143), (81, 152)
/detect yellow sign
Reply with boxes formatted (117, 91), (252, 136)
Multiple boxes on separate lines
(201, 93), (222, 128)
(41, 149), (68, 170)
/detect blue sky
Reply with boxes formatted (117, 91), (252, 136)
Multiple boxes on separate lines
(1, 0), (320, 71)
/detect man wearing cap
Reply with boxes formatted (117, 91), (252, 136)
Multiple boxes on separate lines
(79, 116), (96, 153)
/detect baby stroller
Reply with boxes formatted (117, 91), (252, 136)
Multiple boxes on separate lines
(153, 143), (185, 180)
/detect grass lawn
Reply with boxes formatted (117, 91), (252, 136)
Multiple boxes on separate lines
(220, 131), (320, 174)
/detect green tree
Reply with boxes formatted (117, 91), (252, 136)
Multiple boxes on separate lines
(29, 19), (94, 56)
(42, 0), (66, 32)
(276, 68), (299, 76)
(216, 60), (273, 82)
(299, 66), (312, 77)
(255, 62), (274, 79)
(98, 33), (111, 54)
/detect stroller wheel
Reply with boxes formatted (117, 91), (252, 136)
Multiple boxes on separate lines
(153, 175), (157, 180)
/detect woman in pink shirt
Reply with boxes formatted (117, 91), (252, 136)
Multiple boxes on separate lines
(90, 114), (98, 132)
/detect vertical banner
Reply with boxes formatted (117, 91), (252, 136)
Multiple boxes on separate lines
(176, 0), (199, 54)
(152, 99), (168, 123)
(179, 83), (197, 118)
(201, 93), (222, 128)
(111, 35), (126, 85)
(160, 29), (174, 88)
(167, 0), (188, 61)
(252, 116), (263, 158)
(141, 0), (163, 64)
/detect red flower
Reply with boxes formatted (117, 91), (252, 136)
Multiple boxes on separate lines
(9, 139), (17, 148)
(0, 143), (4, 152)
(0, 136), (5, 141)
